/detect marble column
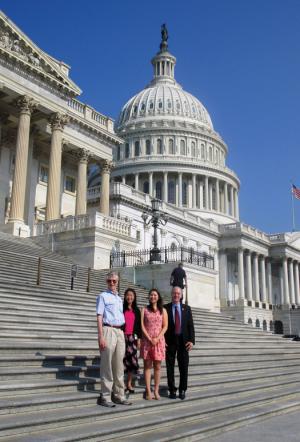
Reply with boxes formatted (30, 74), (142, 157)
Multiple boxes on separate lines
(237, 248), (245, 300)
(288, 259), (296, 304)
(122, 175), (126, 185)
(209, 182), (213, 210)
(199, 180), (204, 209)
(282, 257), (290, 304)
(135, 173), (139, 191)
(230, 186), (234, 217)
(245, 251), (253, 301)
(9, 96), (37, 223)
(216, 179), (220, 212)
(294, 262), (300, 305)
(178, 172), (182, 207)
(149, 172), (153, 196)
(235, 189), (239, 219)
(259, 255), (267, 302)
(224, 182), (228, 214)
(46, 113), (69, 221)
(75, 149), (89, 216)
(266, 259), (272, 304)
(205, 176), (209, 210)
(253, 253), (260, 302)
(219, 249), (228, 300)
(100, 159), (113, 216)
(163, 171), (168, 203)
(192, 174), (196, 208)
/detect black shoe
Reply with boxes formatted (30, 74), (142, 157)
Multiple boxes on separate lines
(97, 396), (116, 407)
(169, 391), (177, 399)
(126, 388), (135, 394)
(179, 391), (186, 400)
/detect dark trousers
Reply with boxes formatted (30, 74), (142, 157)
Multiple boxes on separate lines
(166, 335), (189, 393)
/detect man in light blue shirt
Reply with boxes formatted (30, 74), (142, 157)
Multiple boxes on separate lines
(96, 271), (131, 407)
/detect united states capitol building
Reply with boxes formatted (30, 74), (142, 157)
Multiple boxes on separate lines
(1, 11), (300, 334)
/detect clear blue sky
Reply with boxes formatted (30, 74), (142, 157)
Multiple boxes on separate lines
(2, 0), (300, 234)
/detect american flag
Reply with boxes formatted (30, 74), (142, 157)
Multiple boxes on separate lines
(292, 184), (300, 200)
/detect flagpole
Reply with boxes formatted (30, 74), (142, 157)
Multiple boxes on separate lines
(291, 183), (296, 232)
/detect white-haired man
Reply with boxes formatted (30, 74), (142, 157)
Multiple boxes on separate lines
(96, 271), (131, 407)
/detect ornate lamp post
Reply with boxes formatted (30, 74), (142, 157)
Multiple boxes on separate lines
(142, 199), (168, 263)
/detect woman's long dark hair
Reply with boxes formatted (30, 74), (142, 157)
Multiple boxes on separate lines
(123, 288), (138, 312)
(147, 288), (163, 314)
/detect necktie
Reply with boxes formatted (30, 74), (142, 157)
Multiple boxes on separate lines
(175, 305), (181, 335)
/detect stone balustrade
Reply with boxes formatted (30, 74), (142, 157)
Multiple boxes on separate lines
(34, 212), (132, 237)
(67, 98), (114, 132)
(220, 222), (269, 242)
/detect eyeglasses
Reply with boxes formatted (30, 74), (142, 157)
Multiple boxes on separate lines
(107, 279), (117, 283)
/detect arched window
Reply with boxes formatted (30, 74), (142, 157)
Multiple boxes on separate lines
(182, 181), (187, 206)
(201, 144), (205, 159)
(191, 141), (196, 157)
(125, 143), (130, 158)
(248, 318), (253, 325)
(146, 140), (151, 155)
(209, 146), (213, 161)
(215, 150), (219, 165)
(180, 140), (186, 155)
(255, 319), (260, 328)
(143, 181), (149, 194)
(157, 139), (163, 154)
(168, 180), (175, 204)
(263, 320), (267, 331)
(134, 141), (140, 157)
(270, 320), (274, 332)
(169, 139), (174, 155)
(156, 181), (162, 200)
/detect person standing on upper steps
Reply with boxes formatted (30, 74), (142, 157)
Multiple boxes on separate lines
(164, 286), (195, 400)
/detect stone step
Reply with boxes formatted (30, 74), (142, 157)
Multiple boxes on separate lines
(2, 383), (300, 440)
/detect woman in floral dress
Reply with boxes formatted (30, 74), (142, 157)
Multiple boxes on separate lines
(123, 288), (142, 393)
(141, 288), (168, 400)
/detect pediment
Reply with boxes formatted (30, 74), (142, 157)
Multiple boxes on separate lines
(0, 11), (81, 96)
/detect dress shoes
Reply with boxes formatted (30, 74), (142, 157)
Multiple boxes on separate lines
(169, 391), (177, 399)
(179, 391), (186, 400)
(112, 397), (132, 405)
(97, 396), (116, 408)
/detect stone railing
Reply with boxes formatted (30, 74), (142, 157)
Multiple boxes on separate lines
(87, 185), (101, 200)
(268, 233), (287, 243)
(220, 222), (269, 242)
(67, 98), (114, 132)
(34, 212), (132, 237)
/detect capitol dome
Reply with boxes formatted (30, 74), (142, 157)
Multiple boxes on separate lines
(110, 26), (240, 225)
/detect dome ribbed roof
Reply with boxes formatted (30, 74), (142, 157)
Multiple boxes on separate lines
(116, 83), (213, 130)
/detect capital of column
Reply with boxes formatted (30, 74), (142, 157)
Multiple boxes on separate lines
(100, 159), (114, 173)
(49, 113), (70, 131)
(77, 148), (91, 164)
(15, 95), (37, 115)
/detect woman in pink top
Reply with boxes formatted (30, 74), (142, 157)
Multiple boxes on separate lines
(123, 288), (141, 393)
(141, 288), (168, 400)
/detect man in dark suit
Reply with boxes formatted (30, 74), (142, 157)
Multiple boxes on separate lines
(165, 286), (195, 400)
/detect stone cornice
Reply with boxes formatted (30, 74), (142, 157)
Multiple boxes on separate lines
(0, 12), (81, 95)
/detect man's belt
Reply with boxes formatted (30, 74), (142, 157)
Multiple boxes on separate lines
(103, 323), (123, 329)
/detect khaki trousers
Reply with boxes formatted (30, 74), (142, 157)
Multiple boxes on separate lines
(100, 327), (125, 400)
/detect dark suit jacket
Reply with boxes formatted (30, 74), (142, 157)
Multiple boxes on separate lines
(164, 302), (195, 346)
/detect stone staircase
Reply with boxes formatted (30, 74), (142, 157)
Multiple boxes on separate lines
(0, 234), (300, 440)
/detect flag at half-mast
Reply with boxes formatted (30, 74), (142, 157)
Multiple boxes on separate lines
(292, 184), (300, 200)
